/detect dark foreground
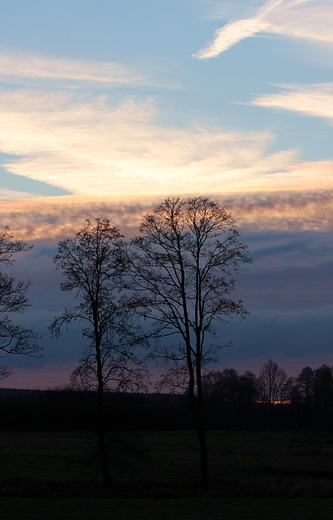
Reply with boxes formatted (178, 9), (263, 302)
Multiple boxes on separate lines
(2, 498), (333, 520)
(1, 431), (333, 518)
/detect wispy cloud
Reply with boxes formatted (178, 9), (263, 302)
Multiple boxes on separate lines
(0, 187), (39, 200)
(1, 90), (332, 198)
(0, 51), (143, 85)
(206, 1), (265, 22)
(252, 83), (333, 121)
(195, 0), (333, 59)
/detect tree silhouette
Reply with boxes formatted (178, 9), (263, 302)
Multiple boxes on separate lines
(50, 218), (148, 486)
(126, 196), (251, 488)
(258, 359), (289, 406)
(313, 365), (333, 429)
(0, 227), (41, 378)
(257, 359), (291, 428)
(297, 366), (315, 406)
(202, 368), (258, 429)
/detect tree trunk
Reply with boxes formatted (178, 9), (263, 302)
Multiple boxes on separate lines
(96, 335), (111, 487)
(188, 364), (210, 490)
(196, 396), (209, 489)
(97, 383), (111, 487)
(196, 362), (210, 490)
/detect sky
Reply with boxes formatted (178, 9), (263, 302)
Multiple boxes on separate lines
(0, 0), (333, 388)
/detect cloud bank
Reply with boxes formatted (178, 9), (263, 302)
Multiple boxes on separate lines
(0, 191), (332, 243)
(196, 0), (333, 59)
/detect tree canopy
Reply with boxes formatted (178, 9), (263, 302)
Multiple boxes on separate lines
(127, 196), (251, 488)
(50, 218), (148, 486)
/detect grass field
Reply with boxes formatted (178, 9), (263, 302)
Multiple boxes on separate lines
(2, 498), (333, 520)
(1, 430), (333, 518)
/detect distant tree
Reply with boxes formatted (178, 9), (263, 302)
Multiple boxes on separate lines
(257, 359), (290, 428)
(202, 368), (240, 403)
(239, 370), (258, 407)
(201, 370), (225, 401)
(297, 366), (314, 406)
(237, 370), (259, 429)
(220, 368), (241, 403)
(257, 359), (289, 406)
(0, 226), (41, 379)
(202, 368), (258, 403)
(126, 196), (251, 488)
(49, 218), (148, 487)
(202, 368), (258, 429)
(313, 365), (333, 429)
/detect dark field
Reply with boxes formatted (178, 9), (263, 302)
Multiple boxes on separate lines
(1, 430), (333, 518)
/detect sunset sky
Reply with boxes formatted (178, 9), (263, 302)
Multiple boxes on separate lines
(1, 0), (333, 388)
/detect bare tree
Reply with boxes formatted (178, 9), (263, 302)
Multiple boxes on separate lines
(202, 368), (240, 403)
(257, 359), (291, 428)
(239, 371), (258, 407)
(0, 227), (41, 378)
(297, 366), (314, 406)
(49, 218), (148, 487)
(126, 196), (251, 488)
(313, 365), (333, 429)
(257, 359), (289, 405)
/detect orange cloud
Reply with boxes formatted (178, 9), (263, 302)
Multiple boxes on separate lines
(226, 190), (333, 231)
(1, 191), (332, 243)
(0, 195), (158, 242)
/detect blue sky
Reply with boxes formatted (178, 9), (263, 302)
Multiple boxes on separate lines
(0, 0), (333, 388)
(0, 0), (332, 198)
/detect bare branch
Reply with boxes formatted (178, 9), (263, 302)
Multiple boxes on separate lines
(0, 227), (41, 378)
(126, 196), (251, 489)
(50, 217), (149, 486)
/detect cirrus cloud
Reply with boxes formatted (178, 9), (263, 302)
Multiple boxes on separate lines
(0, 51), (143, 85)
(252, 83), (333, 121)
(0, 90), (332, 198)
(195, 0), (333, 59)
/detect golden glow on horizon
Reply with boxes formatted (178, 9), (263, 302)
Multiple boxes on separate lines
(0, 191), (332, 241)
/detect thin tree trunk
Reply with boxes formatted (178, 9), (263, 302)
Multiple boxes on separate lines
(97, 386), (111, 487)
(188, 363), (210, 490)
(196, 397), (209, 489)
(196, 361), (210, 490)
(96, 336), (111, 487)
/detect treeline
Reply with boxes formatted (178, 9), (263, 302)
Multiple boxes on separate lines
(1, 360), (333, 432)
(203, 360), (333, 430)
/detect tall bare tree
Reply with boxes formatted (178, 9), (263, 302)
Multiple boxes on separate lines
(0, 227), (41, 378)
(257, 359), (289, 406)
(313, 365), (333, 429)
(49, 218), (148, 487)
(257, 359), (292, 428)
(297, 366), (314, 406)
(127, 196), (251, 488)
